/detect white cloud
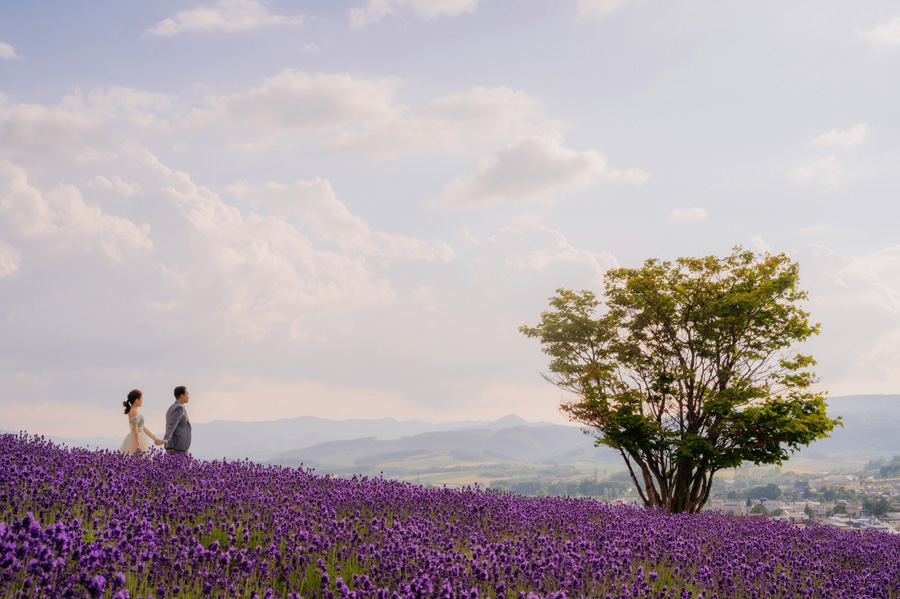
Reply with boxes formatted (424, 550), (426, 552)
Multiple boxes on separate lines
(190, 77), (553, 159)
(835, 246), (900, 315)
(799, 244), (900, 394)
(668, 207), (707, 223)
(0, 42), (19, 59)
(186, 70), (401, 138)
(0, 162), (153, 264)
(577, 0), (634, 18)
(425, 87), (544, 141)
(500, 219), (619, 284)
(430, 132), (648, 209)
(128, 147), (416, 338)
(349, 0), (480, 29)
(87, 175), (139, 196)
(0, 241), (20, 277)
(863, 17), (900, 46)
(461, 228), (480, 247)
(0, 87), (175, 164)
(812, 123), (868, 148)
(459, 215), (620, 292)
(0, 162), (57, 237)
(157, 263), (188, 290)
(749, 236), (771, 253)
(225, 178), (454, 262)
(148, 0), (303, 35)
(788, 157), (849, 189)
(83, 87), (176, 127)
(325, 86), (553, 158)
(0, 77), (456, 351)
(47, 185), (152, 263)
(0, 100), (102, 162)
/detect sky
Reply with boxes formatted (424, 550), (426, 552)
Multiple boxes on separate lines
(1, 0), (899, 439)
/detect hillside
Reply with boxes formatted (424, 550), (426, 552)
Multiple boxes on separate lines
(3, 432), (899, 598)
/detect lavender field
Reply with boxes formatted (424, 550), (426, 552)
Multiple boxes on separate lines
(1, 433), (898, 599)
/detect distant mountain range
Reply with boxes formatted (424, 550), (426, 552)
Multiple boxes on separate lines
(265, 423), (622, 471)
(192, 413), (566, 461)
(5, 394), (899, 472)
(798, 394), (900, 460)
(2, 413), (591, 461)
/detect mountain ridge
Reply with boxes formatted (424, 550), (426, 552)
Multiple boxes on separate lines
(4, 394), (899, 465)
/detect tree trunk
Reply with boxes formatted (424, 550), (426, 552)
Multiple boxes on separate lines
(622, 451), (716, 514)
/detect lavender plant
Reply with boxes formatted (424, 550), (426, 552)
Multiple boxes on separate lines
(1, 433), (897, 599)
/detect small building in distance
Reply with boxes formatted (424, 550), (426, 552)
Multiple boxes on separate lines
(701, 499), (747, 517)
(791, 481), (812, 495)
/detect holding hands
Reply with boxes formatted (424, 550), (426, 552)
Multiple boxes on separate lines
(120, 388), (178, 456)
(120, 386), (191, 456)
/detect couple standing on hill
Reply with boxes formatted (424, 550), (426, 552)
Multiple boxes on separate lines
(120, 386), (192, 456)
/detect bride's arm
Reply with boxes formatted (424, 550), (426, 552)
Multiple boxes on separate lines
(143, 425), (160, 443)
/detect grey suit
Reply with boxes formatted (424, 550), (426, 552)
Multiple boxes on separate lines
(164, 401), (192, 453)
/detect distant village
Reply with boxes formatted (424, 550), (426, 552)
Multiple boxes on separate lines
(611, 471), (900, 533)
(487, 456), (900, 533)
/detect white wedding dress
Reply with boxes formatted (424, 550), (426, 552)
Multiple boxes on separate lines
(120, 414), (150, 455)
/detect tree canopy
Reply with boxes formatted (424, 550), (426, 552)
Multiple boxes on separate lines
(519, 248), (840, 514)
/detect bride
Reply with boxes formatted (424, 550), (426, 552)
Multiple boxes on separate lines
(120, 389), (164, 455)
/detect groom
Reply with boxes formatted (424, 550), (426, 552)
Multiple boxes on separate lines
(163, 386), (192, 454)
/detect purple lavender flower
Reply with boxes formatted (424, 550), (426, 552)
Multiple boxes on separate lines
(2, 432), (900, 599)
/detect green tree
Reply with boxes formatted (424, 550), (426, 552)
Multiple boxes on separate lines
(519, 248), (840, 514)
(747, 483), (781, 500)
(750, 504), (768, 515)
(864, 496), (891, 516)
(879, 456), (900, 479)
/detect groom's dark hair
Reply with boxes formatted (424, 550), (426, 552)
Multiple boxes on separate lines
(174, 385), (187, 400)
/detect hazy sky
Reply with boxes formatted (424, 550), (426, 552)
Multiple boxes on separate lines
(1, 0), (899, 438)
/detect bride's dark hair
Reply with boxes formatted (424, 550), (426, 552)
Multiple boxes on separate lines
(123, 389), (142, 414)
